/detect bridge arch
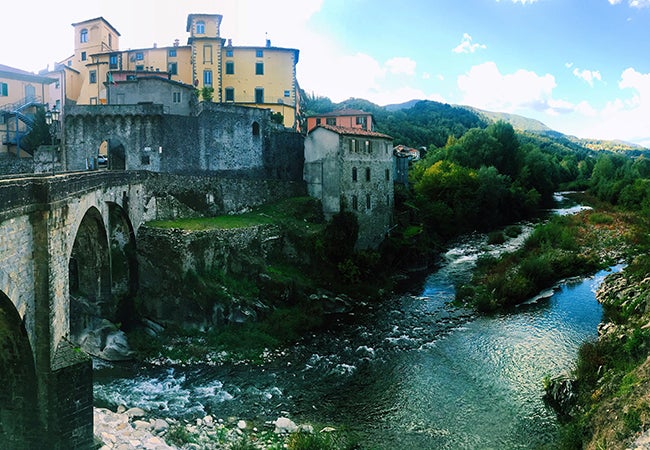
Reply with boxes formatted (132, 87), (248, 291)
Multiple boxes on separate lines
(0, 292), (42, 449)
(67, 206), (111, 343)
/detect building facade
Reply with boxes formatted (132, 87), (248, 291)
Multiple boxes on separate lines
(54, 14), (300, 128)
(305, 109), (374, 133)
(304, 124), (394, 249)
(0, 65), (57, 155)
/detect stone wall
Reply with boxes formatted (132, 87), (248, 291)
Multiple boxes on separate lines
(0, 153), (33, 175)
(136, 224), (286, 327)
(144, 173), (307, 220)
(64, 103), (305, 181)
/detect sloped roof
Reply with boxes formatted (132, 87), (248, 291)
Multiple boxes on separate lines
(0, 64), (57, 83)
(317, 124), (392, 140)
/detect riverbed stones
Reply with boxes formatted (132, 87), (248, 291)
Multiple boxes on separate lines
(273, 416), (298, 433)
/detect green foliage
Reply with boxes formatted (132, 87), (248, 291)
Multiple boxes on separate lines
(21, 106), (51, 152)
(201, 86), (214, 102)
(287, 430), (358, 450)
(166, 424), (197, 446)
(271, 111), (284, 124)
(320, 211), (359, 263)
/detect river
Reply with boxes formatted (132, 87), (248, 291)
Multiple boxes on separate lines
(94, 198), (617, 449)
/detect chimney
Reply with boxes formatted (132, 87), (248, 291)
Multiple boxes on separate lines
(266, 39), (271, 48)
(153, 43), (157, 48)
(174, 39), (180, 47)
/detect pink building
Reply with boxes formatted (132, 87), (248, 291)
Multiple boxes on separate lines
(306, 109), (373, 133)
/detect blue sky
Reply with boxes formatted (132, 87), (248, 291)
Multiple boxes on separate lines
(5, 0), (650, 145)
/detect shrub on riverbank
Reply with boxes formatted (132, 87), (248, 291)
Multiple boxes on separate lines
(456, 213), (605, 311)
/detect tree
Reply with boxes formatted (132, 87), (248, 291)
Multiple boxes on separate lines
(201, 86), (214, 102)
(21, 107), (50, 153)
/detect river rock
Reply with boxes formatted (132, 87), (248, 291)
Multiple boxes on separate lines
(153, 418), (169, 433)
(273, 417), (298, 433)
(124, 407), (147, 418)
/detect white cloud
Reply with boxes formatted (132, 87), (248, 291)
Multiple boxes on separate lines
(609, 0), (650, 7)
(385, 57), (417, 75)
(572, 68), (603, 86)
(512, 0), (539, 3)
(457, 62), (558, 113)
(452, 33), (487, 54)
(572, 68), (650, 143)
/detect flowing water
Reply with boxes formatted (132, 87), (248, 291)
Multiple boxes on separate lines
(94, 198), (618, 449)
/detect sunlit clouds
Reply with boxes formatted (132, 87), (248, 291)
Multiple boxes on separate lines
(453, 34), (487, 54)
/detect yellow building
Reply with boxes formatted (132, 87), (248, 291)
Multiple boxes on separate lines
(0, 64), (57, 155)
(58, 14), (300, 128)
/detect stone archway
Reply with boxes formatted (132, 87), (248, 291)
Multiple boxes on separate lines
(107, 138), (125, 170)
(108, 202), (138, 330)
(68, 207), (111, 353)
(0, 292), (42, 449)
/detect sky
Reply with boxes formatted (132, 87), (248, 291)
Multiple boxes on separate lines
(5, 0), (650, 145)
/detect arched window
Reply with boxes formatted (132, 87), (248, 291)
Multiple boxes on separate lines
(352, 167), (358, 182)
(366, 194), (371, 210)
(196, 21), (205, 34)
(352, 195), (358, 211)
(365, 167), (371, 182)
(80, 28), (88, 43)
(252, 122), (260, 136)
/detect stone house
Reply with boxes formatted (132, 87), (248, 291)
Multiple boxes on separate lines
(304, 124), (394, 249)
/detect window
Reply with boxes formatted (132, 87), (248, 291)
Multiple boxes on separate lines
(81, 52), (87, 61)
(225, 87), (234, 102)
(385, 169), (390, 181)
(67, 60), (72, 67)
(365, 140), (372, 153)
(352, 167), (358, 182)
(90, 97), (98, 105)
(252, 122), (260, 136)
(196, 21), (205, 34)
(356, 115), (368, 128)
(256, 49), (264, 57)
(168, 62), (177, 75)
(172, 92), (181, 103)
(226, 49), (233, 57)
(226, 61), (234, 75)
(284, 90), (291, 97)
(0, 82), (7, 97)
(366, 194), (371, 210)
(254, 88), (264, 104)
(55, 80), (60, 89)
(255, 62), (264, 75)
(203, 45), (213, 63)
(203, 70), (213, 86)
(326, 117), (336, 126)
(365, 167), (371, 182)
(80, 29), (88, 43)
(109, 54), (118, 69)
(168, 48), (177, 57)
(89, 70), (97, 84)
(352, 195), (358, 211)
(316, 118), (321, 125)
(136, 52), (144, 61)
(135, 65), (144, 71)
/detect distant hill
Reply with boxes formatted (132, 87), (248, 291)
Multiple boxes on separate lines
(303, 93), (648, 154)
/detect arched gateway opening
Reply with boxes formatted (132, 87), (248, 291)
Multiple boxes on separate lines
(0, 293), (42, 449)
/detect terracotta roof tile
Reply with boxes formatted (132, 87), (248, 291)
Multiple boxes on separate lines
(317, 124), (392, 139)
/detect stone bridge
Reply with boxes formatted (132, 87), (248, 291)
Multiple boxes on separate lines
(0, 169), (305, 449)
(0, 170), (151, 449)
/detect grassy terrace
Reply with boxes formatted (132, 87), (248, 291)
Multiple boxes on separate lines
(146, 196), (324, 231)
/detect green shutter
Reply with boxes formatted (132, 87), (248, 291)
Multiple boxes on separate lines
(1, 83), (7, 96)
